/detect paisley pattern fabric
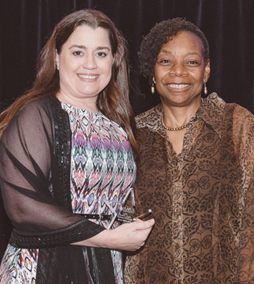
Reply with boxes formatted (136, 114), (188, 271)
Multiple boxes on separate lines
(64, 103), (136, 221)
(0, 102), (136, 284)
(125, 93), (254, 284)
(0, 247), (38, 283)
(63, 103), (136, 283)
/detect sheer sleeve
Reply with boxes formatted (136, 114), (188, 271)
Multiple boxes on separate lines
(0, 99), (104, 248)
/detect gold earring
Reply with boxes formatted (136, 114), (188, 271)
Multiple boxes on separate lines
(151, 78), (156, 94)
(203, 82), (207, 95)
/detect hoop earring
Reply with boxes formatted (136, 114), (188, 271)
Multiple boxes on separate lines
(203, 82), (208, 95)
(151, 78), (156, 94)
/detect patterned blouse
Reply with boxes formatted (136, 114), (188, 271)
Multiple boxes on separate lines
(125, 93), (254, 284)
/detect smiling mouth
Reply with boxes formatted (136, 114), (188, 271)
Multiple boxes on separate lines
(78, 74), (98, 79)
(168, 84), (189, 89)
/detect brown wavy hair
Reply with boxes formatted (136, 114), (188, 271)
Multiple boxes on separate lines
(0, 9), (137, 153)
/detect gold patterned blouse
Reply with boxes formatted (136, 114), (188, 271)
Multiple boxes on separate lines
(125, 93), (254, 284)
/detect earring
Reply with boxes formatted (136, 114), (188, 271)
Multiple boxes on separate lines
(151, 78), (156, 94)
(56, 62), (59, 70)
(203, 82), (208, 95)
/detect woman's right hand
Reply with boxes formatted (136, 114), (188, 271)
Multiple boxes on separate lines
(106, 218), (155, 251)
(74, 218), (155, 251)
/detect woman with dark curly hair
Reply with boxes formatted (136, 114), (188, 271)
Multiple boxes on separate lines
(125, 17), (254, 283)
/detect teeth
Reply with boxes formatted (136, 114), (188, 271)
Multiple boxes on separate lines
(78, 74), (97, 79)
(169, 84), (189, 89)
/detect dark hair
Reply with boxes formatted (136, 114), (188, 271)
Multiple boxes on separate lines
(139, 17), (210, 84)
(0, 9), (137, 153)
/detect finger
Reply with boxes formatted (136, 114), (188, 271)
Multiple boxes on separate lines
(135, 218), (155, 229)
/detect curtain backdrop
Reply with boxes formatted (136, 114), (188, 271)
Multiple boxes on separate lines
(1, 0), (254, 258)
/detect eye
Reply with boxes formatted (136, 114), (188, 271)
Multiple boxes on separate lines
(157, 58), (172, 66)
(73, 50), (83, 56)
(187, 60), (199, 66)
(97, 51), (107, 57)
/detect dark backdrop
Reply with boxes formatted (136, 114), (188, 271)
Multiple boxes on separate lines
(1, 0), (254, 258)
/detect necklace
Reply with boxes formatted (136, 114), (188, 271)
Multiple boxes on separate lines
(161, 116), (189, 131)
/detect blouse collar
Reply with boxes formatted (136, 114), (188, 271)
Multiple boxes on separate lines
(136, 93), (226, 138)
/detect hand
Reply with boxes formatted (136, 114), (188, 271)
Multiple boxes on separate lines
(76, 218), (155, 251)
(106, 218), (155, 251)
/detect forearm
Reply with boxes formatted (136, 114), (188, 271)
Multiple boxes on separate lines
(72, 229), (112, 248)
(72, 218), (155, 251)
(10, 219), (104, 248)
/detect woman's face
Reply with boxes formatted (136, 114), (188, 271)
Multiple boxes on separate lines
(154, 31), (210, 107)
(55, 25), (114, 107)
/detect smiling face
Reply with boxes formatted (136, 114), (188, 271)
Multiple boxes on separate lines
(55, 25), (114, 110)
(154, 31), (210, 107)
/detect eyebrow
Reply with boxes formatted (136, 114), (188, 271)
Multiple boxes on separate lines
(159, 49), (201, 57)
(69, 45), (111, 50)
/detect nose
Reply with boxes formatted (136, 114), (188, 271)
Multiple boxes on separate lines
(82, 54), (97, 69)
(169, 63), (187, 77)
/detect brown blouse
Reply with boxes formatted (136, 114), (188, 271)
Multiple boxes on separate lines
(125, 93), (254, 284)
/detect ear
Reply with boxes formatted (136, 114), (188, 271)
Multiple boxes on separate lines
(55, 50), (60, 70)
(203, 60), (210, 83)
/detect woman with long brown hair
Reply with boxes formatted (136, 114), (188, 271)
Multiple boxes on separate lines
(0, 9), (154, 284)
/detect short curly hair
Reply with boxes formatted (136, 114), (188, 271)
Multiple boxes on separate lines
(139, 17), (210, 84)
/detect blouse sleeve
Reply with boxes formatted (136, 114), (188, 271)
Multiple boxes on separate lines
(0, 100), (104, 248)
(233, 106), (254, 282)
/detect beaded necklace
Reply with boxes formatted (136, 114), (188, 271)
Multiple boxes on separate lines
(161, 117), (189, 131)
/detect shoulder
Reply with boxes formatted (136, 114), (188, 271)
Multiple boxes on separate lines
(200, 93), (254, 134)
(227, 102), (253, 118)
(205, 93), (253, 118)
(220, 97), (254, 126)
(3, 97), (57, 141)
(16, 97), (51, 119)
(230, 103), (254, 135)
(217, 95), (254, 140)
(14, 96), (66, 124)
(135, 104), (162, 129)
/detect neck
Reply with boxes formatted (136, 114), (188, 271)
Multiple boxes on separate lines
(56, 91), (98, 113)
(161, 99), (201, 130)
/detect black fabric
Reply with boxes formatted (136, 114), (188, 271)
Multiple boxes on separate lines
(36, 246), (89, 284)
(0, 1), (254, 116)
(0, 192), (12, 260)
(0, 96), (104, 243)
(36, 246), (115, 284)
(0, 96), (115, 283)
(50, 95), (73, 212)
(87, 248), (115, 284)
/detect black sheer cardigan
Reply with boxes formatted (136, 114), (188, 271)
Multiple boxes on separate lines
(0, 96), (115, 283)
